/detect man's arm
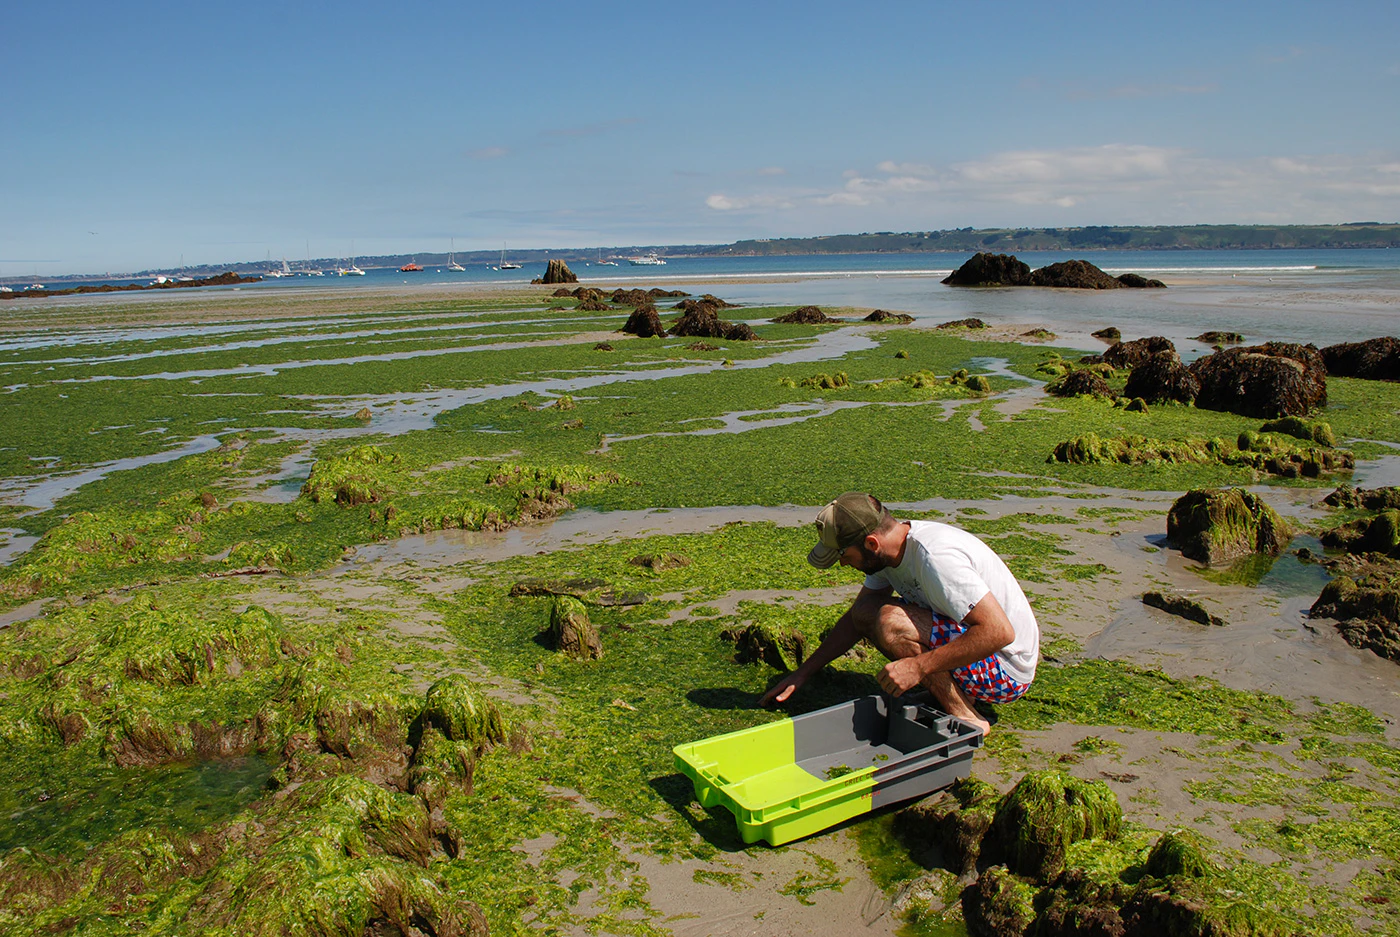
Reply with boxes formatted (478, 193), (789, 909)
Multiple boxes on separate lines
(759, 585), (891, 706)
(876, 591), (1015, 696)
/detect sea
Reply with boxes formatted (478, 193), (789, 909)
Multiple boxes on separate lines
(11, 248), (1400, 351)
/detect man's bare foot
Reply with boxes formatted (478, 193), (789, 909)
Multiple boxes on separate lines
(923, 671), (991, 736)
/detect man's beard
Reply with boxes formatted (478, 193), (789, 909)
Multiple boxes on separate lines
(851, 543), (887, 574)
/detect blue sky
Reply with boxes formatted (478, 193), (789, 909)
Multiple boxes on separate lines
(4, 0), (1399, 274)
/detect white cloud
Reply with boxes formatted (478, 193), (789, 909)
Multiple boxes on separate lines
(705, 193), (795, 211)
(756, 166), (788, 176)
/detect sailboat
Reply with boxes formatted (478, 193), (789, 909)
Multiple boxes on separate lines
(596, 248), (618, 267)
(498, 243), (521, 270)
(265, 258), (293, 278)
(337, 258), (366, 276)
(447, 238), (466, 272)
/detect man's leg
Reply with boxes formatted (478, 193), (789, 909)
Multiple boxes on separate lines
(851, 597), (992, 735)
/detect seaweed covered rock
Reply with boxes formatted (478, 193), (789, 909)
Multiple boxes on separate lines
(1166, 488), (1291, 565)
(865, 309), (914, 323)
(1258, 415), (1336, 447)
(963, 865), (1037, 937)
(938, 317), (988, 329)
(628, 552), (691, 571)
(621, 304), (666, 337)
(671, 301), (753, 340)
(942, 253), (1031, 287)
(1116, 272), (1166, 288)
(897, 777), (1000, 876)
(1320, 336), (1400, 381)
(1030, 869), (1128, 936)
(1102, 336), (1174, 369)
(1324, 484), (1400, 510)
(1195, 330), (1244, 344)
(1235, 428), (1353, 478)
(301, 444), (400, 506)
(422, 675), (507, 747)
(699, 293), (736, 308)
(546, 596), (603, 660)
(1190, 342), (1328, 418)
(647, 287), (688, 298)
(1143, 829), (1215, 879)
(552, 287), (573, 297)
(990, 771), (1122, 881)
(577, 298), (611, 311)
(1021, 327), (1056, 340)
(721, 622), (808, 671)
(1122, 351), (1199, 404)
(1028, 260), (1124, 290)
(610, 288), (652, 306)
(772, 305), (838, 324)
(1142, 591), (1224, 627)
(532, 259), (578, 284)
(1047, 369), (1114, 398)
(1091, 327), (1121, 342)
(409, 725), (477, 813)
(966, 375), (993, 394)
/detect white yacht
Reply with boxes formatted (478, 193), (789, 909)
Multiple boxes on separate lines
(628, 252), (666, 266)
(447, 239), (466, 271)
(265, 259), (293, 278)
(337, 261), (366, 276)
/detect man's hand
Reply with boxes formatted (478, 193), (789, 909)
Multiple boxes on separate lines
(759, 672), (806, 707)
(877, 656), (926, 696)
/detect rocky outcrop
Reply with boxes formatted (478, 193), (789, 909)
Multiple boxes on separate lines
(671, 301), (754, 340)
(1324, 484), (1400, 510)
(1321, 336), (1400, 381)
(533, 259), (578, 284)
(1143, 591), (1224, 626)
(1047, 369), (1113, 398)
(937, 317), (987, 330)
(647, 287), (688, 298)
(1020, 327), (1056, 340)
(621, 305), (667, 337)
(610, 288), (651, 306)
(1166, 488), (1291, 565)
(772, 305), (838, 324)
(1116, 272), (1166, 288)
(547, 596), (602, 660)
(577, 299), (611, 311)
(699, 293), (737, 308)
(1190, 342), (1327, 418)
(864, 309), (914, 323)
(1313, 569), (1400, 662)
(1122, 351), (1200, 404)
(1102, 336), (1175, 369)
(941, 253), (1032, 287)
(1195, 330), (1244, 344)
(1091, 327), (1121, 342)
(720, 622), (808, 671)
(1028, 259), (1124, 290)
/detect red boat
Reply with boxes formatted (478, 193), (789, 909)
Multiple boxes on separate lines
(399, 262), (423, 272)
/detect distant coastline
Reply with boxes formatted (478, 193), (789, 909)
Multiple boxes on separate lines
(9, 224), (1400, 285)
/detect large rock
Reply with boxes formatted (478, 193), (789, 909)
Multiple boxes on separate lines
(1028, 260), (1124, 290)
(1320, 336), (1400, 381)
(1122, 351), (1199, 404)
(962, 866), (1036, 937)
(671, 301), (753, 340)
(1324, 484), (1400, 510)
(1102, 336), (1175, 369)
(941, 252), (1032, 287)
(1166, 488), (1292, 565)
(864, 309), (914, 323)
(720, 622), (808, 671)
(610, 288), (651, 306)
(897, 777), (1000, 876)
(1047, 369), (1113, 398)
(1189, 342), (1327, 418)
(1091, 327), (1121, 342)
(621, 305), (666, 337)
(1116, 272), (1166, 288)
(990, 771), (1121, 881)
(1142, 591), (1224, 627)
(547, 596), (603, 660)
(533, 259), (578, 284)
(772, 305), (838, 324)
(937, 317), (987, 329)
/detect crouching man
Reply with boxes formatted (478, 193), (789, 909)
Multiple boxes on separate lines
(760, 492), (1039, 734)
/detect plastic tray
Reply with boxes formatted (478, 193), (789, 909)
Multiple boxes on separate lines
(673, 694), (983, 845)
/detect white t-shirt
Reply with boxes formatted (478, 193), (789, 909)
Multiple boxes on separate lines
(864, 520), (1039, 684)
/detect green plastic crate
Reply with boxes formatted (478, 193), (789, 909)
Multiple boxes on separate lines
(674, 694), (983, 845)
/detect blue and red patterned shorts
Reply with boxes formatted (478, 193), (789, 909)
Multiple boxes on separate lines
(929, 612), (1031, 703)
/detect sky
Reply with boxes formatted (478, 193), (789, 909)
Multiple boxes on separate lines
(3, 0), (1399, 275)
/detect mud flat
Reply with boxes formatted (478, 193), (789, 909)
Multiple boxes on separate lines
(2, 281), (1400, 935)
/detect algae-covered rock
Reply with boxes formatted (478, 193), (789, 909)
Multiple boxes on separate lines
(1021, 327), (1057, 340)
(621, 304), (666, 337)
(721, 622), (809, 672)
(510, 576), (646, 606)
(1029, 868), (1128, 936)
(1123, 351), (1199, 404)
(1103, 336), (1175, 369)
(1116, 273), (1166, 288)
(941, 253), (1031, 287)
(1323, 484), (1400, 510)
(966, 375), (992, 394)
(962, 865), (1037, 937)
(1320, 335), (1400, 381)
(610, 288), (651, 306)
(1092, 327), (1122, 342)
(1166, 489), (1291, 566)
(898, 776), (1000, 876)
(1029, 260), (1124, 290)
(547, 595), (603, 660)
(1190, 342), (1328, 418)
(1258, 415), (1336, 447)
(865, 309), (915, 323)
(1142, 592), (1225, 627)
(409, 724), (476, 813)
(1047, 369), (1113, 398)
(1120, 874), (1288, 937)
(301, 444), (400, 506)
(1195, 330), (1245, 344)
(628, 552), (691, 571)
(422, 674), (507, 746)
(1312, 569), (1400, 662)
(772, 305), (838, 324)
(1143, 829), (1215, 879)
(938, 317), (988, 329)
(991, 771), (1122, 882)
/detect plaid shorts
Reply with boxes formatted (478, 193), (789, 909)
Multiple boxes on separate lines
(929, 612), (1031, 704)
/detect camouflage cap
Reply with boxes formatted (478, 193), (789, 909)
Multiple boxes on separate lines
(807, 492), (887, 569)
